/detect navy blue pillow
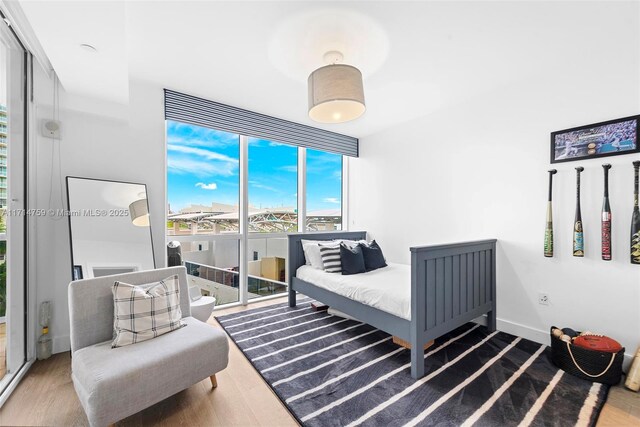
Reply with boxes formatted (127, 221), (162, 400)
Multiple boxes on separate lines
(340, 243), (366, 275)
(361, 240), (387, 272)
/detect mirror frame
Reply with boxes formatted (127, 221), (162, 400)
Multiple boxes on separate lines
(65, 176), (156, 280)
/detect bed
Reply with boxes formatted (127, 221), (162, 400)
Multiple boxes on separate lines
(288, 231), (497, 379)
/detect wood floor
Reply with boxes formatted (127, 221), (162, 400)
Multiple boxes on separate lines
(0, 296), (638, 426)
(0, 298), (298, 427)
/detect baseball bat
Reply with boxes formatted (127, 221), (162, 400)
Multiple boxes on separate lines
(631, 161), (640, 264)
(602, 164), (612, 261)
(573, 166), (584, 257)
(544, 169), (557, 257)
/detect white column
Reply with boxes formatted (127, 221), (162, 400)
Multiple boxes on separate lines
(239, 135), (249, 305)
(297, 147), (306, 233)
(342, 155), (349, 231)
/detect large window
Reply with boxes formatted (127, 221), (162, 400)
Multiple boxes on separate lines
(306, 149), (342, 231)
(167, 121), (239, 235)
(166, 121), (344, 306)
(248, 137), (298, 233)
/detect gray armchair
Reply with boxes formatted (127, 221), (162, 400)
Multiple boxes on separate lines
(68, 266), (229, 426)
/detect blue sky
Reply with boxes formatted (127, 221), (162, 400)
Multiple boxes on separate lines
(167, 121), (342, 213)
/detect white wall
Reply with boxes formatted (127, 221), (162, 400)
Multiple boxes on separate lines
(349, 7), (640, 362)
(32, 68), (166, 352)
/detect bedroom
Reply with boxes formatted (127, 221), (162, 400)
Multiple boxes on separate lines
(0, 1), (638, 426)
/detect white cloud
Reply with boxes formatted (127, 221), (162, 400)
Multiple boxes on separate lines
(323, 197), (341, 204)
(167, 144), (239, 177)
(167, 144), (239, 163)
(167, 122), (239, 148)
(168, 158), (236, 178)
(195, 182), (218, 190)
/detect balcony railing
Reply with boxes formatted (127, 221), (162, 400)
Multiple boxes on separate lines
(184, 260), (287, 305)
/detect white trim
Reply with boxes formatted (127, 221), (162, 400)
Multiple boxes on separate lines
(476, 314), (634, 369)
(0, 1), (52, 74)
(26, 52), (38, 363)
(239, 135), (249, 305)
(342, 155), (349, 231)
(163, 120), (169, 267)
(298, 147), (306, 232)
(212, 301), (243, 311)
(0, 358), (34, 408)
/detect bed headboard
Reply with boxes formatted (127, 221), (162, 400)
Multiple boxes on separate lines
(288, 231), (367, 281)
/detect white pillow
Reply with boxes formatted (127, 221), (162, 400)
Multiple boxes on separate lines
(301, 239), (325, 269)
(111, 275), (185, 348)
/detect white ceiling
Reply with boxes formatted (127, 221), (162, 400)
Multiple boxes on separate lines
(19, 1), (637, 137)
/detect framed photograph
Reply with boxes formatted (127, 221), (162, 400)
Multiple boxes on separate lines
(550, 115), (640, 163)
(73, 265), (83, 281)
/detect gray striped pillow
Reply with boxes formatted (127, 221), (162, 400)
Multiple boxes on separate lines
(111, 275), (185, 348)
(320, 244), (341, 273)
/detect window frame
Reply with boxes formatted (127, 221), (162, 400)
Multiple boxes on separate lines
(164, 122), (348, 308)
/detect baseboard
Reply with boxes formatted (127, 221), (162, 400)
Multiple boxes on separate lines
(53, 335), (71, 354)
(476, 315), (633, 371)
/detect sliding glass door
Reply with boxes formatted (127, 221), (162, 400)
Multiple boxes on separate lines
(0, 13), (27, 389)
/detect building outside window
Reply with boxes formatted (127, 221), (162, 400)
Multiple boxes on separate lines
(166, 120), (345, 306)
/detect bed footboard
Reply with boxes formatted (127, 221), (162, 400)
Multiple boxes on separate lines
(409, 239), (497, 379)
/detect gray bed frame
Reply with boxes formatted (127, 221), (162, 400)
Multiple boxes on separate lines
(288, 231), (497, 379)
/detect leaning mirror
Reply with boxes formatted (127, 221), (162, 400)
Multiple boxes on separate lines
(66, 177), (155, 279)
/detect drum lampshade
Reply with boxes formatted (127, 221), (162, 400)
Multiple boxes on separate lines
(308, 64), (365, 123)
(129, 199), (150, 227)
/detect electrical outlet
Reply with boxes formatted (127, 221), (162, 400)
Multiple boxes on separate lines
(538, 293), (549, 306)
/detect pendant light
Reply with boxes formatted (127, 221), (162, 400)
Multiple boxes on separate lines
(308, 51), (366, 124)
(129, 198), (150, 227)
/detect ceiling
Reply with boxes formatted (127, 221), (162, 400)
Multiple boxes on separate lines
(19, 1), (637, 137)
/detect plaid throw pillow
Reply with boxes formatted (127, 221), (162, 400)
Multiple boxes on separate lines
(112, 275), (185, 348)
(320, 244), (341, 273)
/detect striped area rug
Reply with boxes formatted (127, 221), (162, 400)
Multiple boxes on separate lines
(216, 299), (608, 427)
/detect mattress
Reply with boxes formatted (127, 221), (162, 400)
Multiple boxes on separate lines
(296, 263), (411, 320)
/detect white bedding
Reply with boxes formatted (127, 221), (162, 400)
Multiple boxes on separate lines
(296, 263), (411, 320)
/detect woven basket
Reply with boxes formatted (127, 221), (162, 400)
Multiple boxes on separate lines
(550, 326), (624, 385)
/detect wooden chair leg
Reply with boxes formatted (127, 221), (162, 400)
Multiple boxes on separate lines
(210, 374), (218, 389)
